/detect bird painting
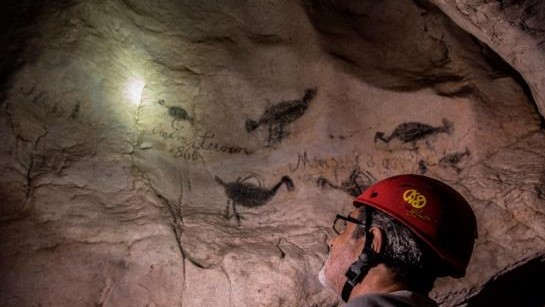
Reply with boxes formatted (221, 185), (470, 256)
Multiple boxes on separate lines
(215, 174), (295, 223)
(158, 99), (195, 130)
(375, 118), (453, 145)
(317, 166), (376, 197)
(246, 88), (317, 146)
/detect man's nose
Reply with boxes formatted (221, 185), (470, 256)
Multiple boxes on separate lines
(326, 235), (336, 247)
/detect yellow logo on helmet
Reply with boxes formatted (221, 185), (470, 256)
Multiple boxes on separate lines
(403, 189), (427, 209)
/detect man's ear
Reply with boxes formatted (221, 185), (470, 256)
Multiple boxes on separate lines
(369, 227), (384, 254)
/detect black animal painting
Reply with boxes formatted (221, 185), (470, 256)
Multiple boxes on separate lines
(215, 174), (295, 223)
(316, 167), (376, 197)
(375, 118), (453, 145)
(439, 149), (470, 173)
(69, 101), (81, 120)
(158, 99), (195, 129)
(536, 172), (545, 201)
(246, 88), (317, 146)
(417, 160), (429, 174)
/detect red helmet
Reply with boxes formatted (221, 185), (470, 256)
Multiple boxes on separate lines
(353, 174), (477, 277)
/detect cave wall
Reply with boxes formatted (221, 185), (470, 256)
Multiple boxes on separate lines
(1, 1), (545, 306)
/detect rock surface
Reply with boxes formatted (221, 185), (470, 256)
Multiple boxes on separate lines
(1, 1), (544, 306)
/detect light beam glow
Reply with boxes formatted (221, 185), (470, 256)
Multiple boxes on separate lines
(125, 77), (145, 105)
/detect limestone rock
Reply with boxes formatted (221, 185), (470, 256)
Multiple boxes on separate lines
(1, 1), (545, 306)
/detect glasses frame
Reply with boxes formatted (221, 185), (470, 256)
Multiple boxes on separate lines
(333, 214), (365, 235)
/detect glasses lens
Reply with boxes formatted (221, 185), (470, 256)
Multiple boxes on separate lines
(333, 216), (347, 234)
(333, 214), (365, 235)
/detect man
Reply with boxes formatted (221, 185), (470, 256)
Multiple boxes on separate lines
(319, 174), (477, 306)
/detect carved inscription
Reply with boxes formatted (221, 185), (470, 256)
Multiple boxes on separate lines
(288, 151), (352, 173)
(175, 131), (254, 161)
(288, 151), (406, 173)
(150, 128), (254, 162)
(152, 127), (177, 140)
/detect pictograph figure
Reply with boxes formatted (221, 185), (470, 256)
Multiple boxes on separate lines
(158, 99), (195, 129)
(375, 118), (453, 145)
(215, 174), (295, 223)
(316, 166), (376, 197)
(246, 88), (317, 145)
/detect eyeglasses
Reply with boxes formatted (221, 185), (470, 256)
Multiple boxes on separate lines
(333, 214), (365, 235)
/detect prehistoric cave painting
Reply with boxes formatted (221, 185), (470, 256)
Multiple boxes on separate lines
(316, 166), (376, 197)
(417, 160), (428, 174)
(416, 149), (470, 174)
(374, 118), (453, 145)
(328, 130), (359, 140)
(534, 172), (545, 201)
(245, 88), (317, 146)
(69, 101), (81, 120)
(215, 174), (295, 223)
(439, 149), (470, 173)
(158, 99), (195, 130)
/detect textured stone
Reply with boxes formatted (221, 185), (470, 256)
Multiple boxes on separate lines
(1, 1), (545, 306)
(429, 0), (545, 119)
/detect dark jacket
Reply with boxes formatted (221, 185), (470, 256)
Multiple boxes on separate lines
(344, 290), (439, 307)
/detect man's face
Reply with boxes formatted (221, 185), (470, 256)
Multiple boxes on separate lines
(319, 209), (365, 295)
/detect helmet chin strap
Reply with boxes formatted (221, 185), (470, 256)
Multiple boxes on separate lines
(341, 207), (378, 302)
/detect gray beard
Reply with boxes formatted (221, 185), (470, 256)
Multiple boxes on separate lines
(318, 265), (335, 292)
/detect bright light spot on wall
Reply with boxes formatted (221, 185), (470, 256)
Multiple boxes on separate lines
(125, 77), (145, 105)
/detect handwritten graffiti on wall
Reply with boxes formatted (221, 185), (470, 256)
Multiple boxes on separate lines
(215, 174), (295, 223)
(246, 88), (317, 146)
(151, 127), (179, 140)
(175, 131), (255, 162)
(288, 151), (407, 173)
(288, 150), (356, 173)
(150, 128), (255, 162)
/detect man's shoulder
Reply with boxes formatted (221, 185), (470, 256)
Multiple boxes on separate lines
(344, 290), (439, 307)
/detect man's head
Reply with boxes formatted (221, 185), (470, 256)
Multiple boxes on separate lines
(319, 174), (477, 301)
